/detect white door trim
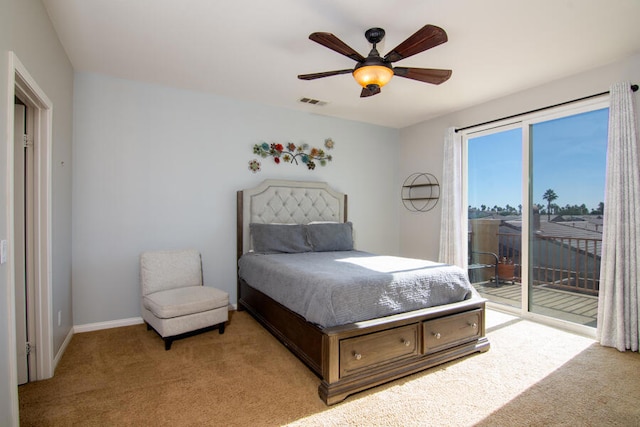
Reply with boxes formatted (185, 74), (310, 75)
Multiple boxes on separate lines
(6, 53), (54, 405)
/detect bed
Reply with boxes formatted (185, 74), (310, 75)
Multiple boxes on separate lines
(236, 179), (489, 405)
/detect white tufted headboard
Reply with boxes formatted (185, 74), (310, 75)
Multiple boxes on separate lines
(237, 180), (347, 257)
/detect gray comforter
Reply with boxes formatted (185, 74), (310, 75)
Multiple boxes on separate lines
(238, 250), (477, 328)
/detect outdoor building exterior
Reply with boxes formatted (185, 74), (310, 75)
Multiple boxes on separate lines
(468, 212), (602, 326)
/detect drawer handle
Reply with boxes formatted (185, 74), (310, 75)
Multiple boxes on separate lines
(401, 338), (411, 347)
(433, 332), (441, 339)
(353, 352), (362, 360)
(469, 322), (478, 329)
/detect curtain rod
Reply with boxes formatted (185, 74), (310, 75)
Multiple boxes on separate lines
(455, 84), (638, 133)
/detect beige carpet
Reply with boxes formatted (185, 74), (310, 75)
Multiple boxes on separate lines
(19, 309), (640, 426)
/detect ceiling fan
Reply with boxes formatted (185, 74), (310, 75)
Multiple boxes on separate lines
(298, 25), (452, 98)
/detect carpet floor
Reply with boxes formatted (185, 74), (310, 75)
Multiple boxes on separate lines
(18, 309), (640, 426)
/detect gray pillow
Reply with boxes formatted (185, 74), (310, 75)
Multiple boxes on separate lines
(306, 222), (354, 251)
(250, 223), (312, 253)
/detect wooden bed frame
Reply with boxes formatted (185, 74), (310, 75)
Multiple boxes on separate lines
(237, 179), (490, 405)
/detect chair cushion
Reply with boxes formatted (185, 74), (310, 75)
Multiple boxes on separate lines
(143, 286), (229, 319)
(140, 249), (202, 295)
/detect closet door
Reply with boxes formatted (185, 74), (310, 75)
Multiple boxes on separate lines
(14, 103), (29, 385)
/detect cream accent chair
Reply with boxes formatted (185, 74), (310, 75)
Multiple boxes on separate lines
(140, 249), (229, 350)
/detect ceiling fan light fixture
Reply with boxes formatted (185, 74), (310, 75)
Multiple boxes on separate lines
(300, 25), (450, 98)
(352, 65), (393, 88)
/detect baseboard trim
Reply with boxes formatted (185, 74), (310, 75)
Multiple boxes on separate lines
(53, 327), (74, 372)
(74, 317), (144, 333)
(72, 306), (237, 334)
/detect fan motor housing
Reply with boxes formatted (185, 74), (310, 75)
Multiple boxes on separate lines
(365, 28), (385, 44)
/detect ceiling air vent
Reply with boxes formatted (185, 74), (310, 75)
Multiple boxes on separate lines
(299, 97), (327, 106)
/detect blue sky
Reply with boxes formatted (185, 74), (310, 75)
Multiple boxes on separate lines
(467, 108), (609, 212)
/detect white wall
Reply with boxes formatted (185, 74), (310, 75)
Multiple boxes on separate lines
(72, 72), (400, 325)
(12, 0), (75, 363)
(398, 53), (640, 261)
(0, 0), (15, 422)
(0, 0), (74, 425)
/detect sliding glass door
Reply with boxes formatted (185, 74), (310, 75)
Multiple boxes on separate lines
(527, 108), (608, 327)
(465, 99), (608, 329)
(467, 126), (522, 309)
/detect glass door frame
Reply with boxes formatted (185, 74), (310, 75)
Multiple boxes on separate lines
(462, 96), (609, 338)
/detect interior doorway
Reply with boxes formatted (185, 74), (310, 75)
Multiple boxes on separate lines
(9, 53), (54, 389)
(13, 98), (36, 385)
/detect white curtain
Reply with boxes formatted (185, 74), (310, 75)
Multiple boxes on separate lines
(597, 82), (640, 352)
(439, 127), (467, 268)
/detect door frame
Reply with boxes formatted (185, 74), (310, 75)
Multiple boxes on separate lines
(6, 52), (53, 397)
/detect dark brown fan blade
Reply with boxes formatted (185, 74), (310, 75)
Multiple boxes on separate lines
(393, 67), (452, 85)
(298, 69), (353, 80)
(360, 85), (381, 97)
(309, 32), (366, 62)
(384, 25), (448, 63)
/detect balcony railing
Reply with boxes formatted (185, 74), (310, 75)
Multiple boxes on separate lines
(469, 232), (602, 296)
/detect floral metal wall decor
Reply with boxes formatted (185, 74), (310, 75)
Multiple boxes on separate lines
(248, 159), (261, 173)
(249, 138), (334, 173)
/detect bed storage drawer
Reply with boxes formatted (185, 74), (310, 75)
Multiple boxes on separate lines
(339, 324), (419, 377)
(423, 309), (482, 354)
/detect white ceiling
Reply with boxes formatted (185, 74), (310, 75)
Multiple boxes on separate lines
(42, 0), (640, 129)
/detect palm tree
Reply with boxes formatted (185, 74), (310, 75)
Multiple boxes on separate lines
(542, 189), (558, 221)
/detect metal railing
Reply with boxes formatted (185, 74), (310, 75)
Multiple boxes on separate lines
(469, 232), (601, 296)
(530, 234), (601, 295)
